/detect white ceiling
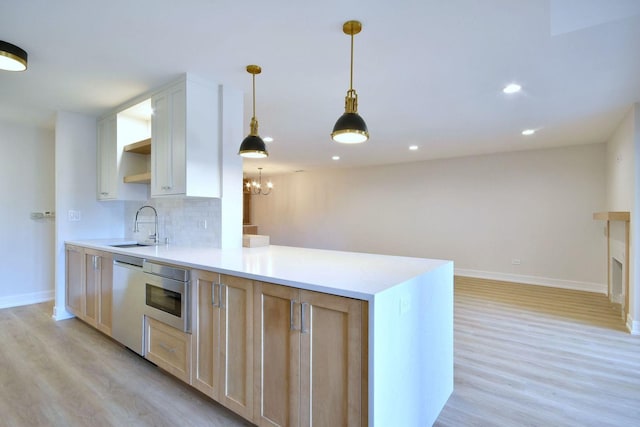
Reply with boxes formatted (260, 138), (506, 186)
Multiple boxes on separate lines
(2, 0), (640, 175)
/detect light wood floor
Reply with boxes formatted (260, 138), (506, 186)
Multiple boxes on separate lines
(0, 302), (252, 427)
(436, 277), (640, 427)
(2, 278), (639, 426)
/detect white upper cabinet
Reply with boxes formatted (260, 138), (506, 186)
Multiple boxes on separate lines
(96, 111), (149, 201)
(97, 74), (221, 201)
(151, 75), (220, 198)
(97, 114), (117, 200)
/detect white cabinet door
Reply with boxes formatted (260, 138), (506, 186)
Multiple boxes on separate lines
(97, 114), (117, 200)
(96, 113), (149, 201)
(151, 75), (220, 198)
(151, 82), (186, 196)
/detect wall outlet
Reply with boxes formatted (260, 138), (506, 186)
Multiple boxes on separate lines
(511, 258), (521, 265)
(68, 210), (81, 221)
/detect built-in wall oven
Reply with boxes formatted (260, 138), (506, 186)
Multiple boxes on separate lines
(143, 260), (191, 333)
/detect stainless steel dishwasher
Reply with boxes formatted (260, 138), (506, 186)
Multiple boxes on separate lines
(112, 254), (146, 356)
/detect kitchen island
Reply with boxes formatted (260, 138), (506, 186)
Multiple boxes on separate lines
(66, 240), (454, 426)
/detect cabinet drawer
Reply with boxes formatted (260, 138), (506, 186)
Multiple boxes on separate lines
(145, 316), (192, 384)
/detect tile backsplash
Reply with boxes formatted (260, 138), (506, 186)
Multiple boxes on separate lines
(124, 198), (221, 247)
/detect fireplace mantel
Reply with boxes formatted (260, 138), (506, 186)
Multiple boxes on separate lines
(593, 211), (630, 327)
(593, 211), (630, 222)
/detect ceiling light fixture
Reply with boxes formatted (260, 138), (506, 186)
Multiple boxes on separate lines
(244, 167), (273, 195)
(503, 83), (521, 94)
(522, 129), (535, 136)
(409, 145), (419, 151)
(331, 20), (369, 144)
(332, 155), (340, 160)
(0, 40), (28, 72)
(238, 65), (268, 158)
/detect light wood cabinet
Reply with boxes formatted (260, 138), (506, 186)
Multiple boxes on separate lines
(65, 244), (84, 317)
(85, 249), (113, 336)
(192, 270), (254, 420)
(145, 316), (192, 384)
(65, 245), (113, 337)
(83, 252), (99, 328)
(254, 282), (365, 427)
(151, 75), (220, 198)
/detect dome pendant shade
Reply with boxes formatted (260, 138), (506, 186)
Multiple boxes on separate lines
(332, 112), (369, 143)
(239, 135), (268, 158)
(239, 65), (268, 158)
(0, 40), (28, 71)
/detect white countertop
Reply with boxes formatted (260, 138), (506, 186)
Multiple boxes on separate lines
(67, 239), (451, 300)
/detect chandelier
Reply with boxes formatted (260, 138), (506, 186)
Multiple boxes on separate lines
(244, 168), (273, 195)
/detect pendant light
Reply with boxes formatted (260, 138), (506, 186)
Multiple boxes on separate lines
(0, 40), (28, 72)
(238, 65), (268, 158)
(331, 20), (369, 144)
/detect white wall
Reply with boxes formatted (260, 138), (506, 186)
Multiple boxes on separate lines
(606, 103), (639, 333)
(252, 144), (607, 292)
(0, 121), (55, 308)
(53, 111), (125, 320)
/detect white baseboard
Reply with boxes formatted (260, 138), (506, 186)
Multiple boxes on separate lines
(455, 268), (607, 294)
(626, 314), (640, 335)
(0, 290), (54, 310)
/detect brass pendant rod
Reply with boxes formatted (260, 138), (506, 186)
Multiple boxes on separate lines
(349, 32), (354, 91)
(252, 73), (256, 119)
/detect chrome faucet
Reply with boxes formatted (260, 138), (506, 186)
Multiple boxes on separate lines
(134, 205), (159, 244)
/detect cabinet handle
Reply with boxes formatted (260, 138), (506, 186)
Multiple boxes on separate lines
(161, 185), (172, 191)
(290, 300), (299, 331)
(100, 192), (109, 196)
(93, 255), (98, 270)
(212, 283), (218, 307)
(159, 342), (176, 353)
(301, 302), (309, 334)
(219, 284), (225, 309)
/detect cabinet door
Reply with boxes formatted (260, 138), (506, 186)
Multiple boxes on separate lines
(191, 270), (222, 399)
(254, 282), (300, 427)
(83, 253), (99, 328)
(219, 275), (253, 420)
(299, 291), (363, 427)
(151, 83), (186, 196)
(97, 252), (113, 336)
(97, 114), (117, 200)
(65, 245), (84, 317)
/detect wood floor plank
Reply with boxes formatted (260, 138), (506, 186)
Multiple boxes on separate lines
(435, 277), (640, 427)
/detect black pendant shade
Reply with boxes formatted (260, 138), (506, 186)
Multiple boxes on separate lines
(0, 40), (28, 71)
(238, 134), (268, 158)
(332, 112), (369, 144)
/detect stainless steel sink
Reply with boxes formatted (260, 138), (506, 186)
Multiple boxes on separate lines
(110, 243), (149, 248)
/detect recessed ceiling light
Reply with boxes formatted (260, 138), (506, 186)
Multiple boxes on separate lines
(409, 145), (419, 151)
(263, 136), (274, 143)
(522, 129), (535, 136)
(332, 155), (340, 160)
(503, 83), (522, 94)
